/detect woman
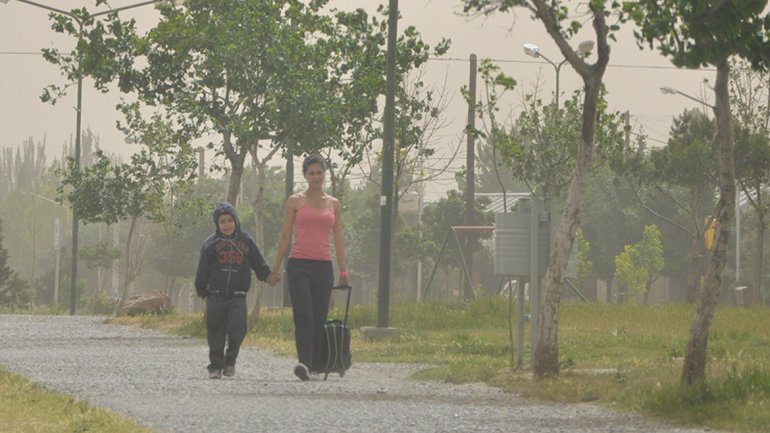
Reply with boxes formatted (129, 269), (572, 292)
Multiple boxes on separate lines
(269, 154), (349, 381)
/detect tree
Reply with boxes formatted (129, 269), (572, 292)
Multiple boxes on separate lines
(0, 138), (47, 196)
(80, 240), (121, 298)
(614, 224), (664, 303)
(420, 187), (494, 298)
(464, 0), (620, 377)
(627, 0), (770, 384)
(730, 60), (770, 305)
(628, 109), (718, 302)
(57, 114), (197, 311)
(0, 218), (30, 311)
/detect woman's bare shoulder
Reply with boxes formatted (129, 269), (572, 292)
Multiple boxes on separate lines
(329, 195), (341, 210)
(286, 194), (304, 208)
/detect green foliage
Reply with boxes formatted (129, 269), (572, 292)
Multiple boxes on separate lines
(119, 300), (770, 432)
(421, 190), (493, 271)
(614, 225), (664, 299)
(615, 245), (646, 296)
(619, 109), (718, 298)
(0, 219), (31, 311)
(342, 184), (381, 282)
(0, 139), (47, 196)
(625, 0), (770, 70)
(581, 165), (654, 283)
(648, 109), (718, 193)
(80, 241), (121, 271)
(56, 113), (197, 226)
(467, 59), (627, 199)
(574, 229), (593, 285)
(0, 366), (154, 433)
(642, 369), (770, 431)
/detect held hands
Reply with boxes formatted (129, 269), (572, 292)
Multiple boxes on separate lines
(267, 271), (281, 286)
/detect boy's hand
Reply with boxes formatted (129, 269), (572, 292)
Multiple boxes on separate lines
(267, 271), (281, 286)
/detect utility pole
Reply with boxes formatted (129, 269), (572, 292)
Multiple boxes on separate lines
(376, 0), (398, 328)
(283, 141), (294, 307)
(464, 54), (477, 300)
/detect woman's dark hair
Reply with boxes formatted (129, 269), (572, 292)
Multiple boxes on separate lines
(302, 154), (326, 174)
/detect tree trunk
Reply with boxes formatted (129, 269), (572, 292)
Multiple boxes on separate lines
(248, 158), (267, 331)
(227, 161), (245, 206)
(530, 0), (610, 378)
(534, 77), (602, 378)
(686, 230), (702, 303)
(115, 216), (138, 315)
(686, 192), (703, 303)
(223, 132), (248, 205)
(682, 62), (735, 385)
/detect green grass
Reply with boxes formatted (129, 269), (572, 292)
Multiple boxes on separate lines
(110, 299), (770, 433)
(0, 366), (154, 433)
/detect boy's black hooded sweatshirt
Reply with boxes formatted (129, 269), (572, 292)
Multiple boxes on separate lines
(194, 202), (270, 298)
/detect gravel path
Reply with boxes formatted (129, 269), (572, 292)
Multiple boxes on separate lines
(0, 314), (711, 433)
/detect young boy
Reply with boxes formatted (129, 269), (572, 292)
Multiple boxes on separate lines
(195, 202), (274, 379)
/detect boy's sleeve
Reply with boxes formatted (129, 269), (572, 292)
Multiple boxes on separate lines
(194, 244), (211, 298)
(248, 238), (271, 282)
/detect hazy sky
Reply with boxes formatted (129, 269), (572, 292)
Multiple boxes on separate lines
(0, 1), (712, 200)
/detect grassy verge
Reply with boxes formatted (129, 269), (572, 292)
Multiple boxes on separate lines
(111, 298), (770, 432)
(0, 366), (154, 433)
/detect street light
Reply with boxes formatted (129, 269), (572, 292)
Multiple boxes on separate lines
(2, 0), (177, 314)
(660, 86), (716, 109)
(522, 40), (594, 110)
(660, 85), (739, 282)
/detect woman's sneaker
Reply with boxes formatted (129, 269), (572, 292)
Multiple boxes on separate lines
(293, 363), (310, 381)
(209, 369), (223, 379)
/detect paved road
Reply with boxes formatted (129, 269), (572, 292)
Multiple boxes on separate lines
(0, 315), (710, 433)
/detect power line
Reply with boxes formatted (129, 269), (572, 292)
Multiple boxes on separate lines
(0, 51), (41, 55)
(428, 56), (717, 72)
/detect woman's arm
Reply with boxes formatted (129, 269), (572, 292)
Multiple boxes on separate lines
(332, 197), (349, 286)
(270, 195), (298, 284)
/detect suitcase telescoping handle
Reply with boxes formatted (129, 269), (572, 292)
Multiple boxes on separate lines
(332, 284), (352, 325)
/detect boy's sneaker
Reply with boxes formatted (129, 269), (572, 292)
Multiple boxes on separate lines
(223, 365), (236, 377)
(209, 369), (223, 379)
(293, 363), (310, 381)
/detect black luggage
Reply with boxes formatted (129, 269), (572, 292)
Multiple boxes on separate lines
(314, 284), (352, 380)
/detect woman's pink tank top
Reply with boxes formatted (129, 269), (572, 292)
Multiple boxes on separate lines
(289, 206), (335, 261)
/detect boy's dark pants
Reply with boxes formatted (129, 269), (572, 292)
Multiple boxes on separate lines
(287, 258), (333, 370)
(205, 295), (247, 372)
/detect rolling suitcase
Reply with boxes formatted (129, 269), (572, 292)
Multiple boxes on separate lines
(314, 284), (352, 380)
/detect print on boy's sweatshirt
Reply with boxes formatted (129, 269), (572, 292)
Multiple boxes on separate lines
(215, 240), (249, 267)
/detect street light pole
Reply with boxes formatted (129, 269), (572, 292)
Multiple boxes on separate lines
(523, 40), (594, 111)
(3, 0), (178, 314)
(377, 0), (398, 329)
(26, 191), (68, 307)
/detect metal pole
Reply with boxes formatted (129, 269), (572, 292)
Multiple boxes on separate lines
(516, 277), (525, 368)
(735, 188), (741, 284)
(553, 59), (567, 112)
(69, 42), (83, 315)
(283, 141), (294, 307)
(376, 0), (398, 328)
(464, 54), (477, 300)
(416, 195), (423, 300)
(529, 197), (540, 367)
(53, 218), (60, 306)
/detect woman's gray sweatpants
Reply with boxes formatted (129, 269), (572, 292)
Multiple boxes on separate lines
(287, 258), (333, 370)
